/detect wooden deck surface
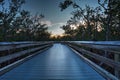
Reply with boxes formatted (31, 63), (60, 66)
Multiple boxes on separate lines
(0, 43), (105, 80)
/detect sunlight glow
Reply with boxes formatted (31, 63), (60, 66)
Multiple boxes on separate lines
(50, 34), (64, 38)
(70, 25), (77, 29)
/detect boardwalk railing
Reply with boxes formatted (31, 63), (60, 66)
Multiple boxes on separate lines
(0, 41), (53, 75)
(66, 41), (120, 80)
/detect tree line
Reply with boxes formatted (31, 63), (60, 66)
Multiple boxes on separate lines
(59, 0), (120, 41)
(0, 0), (119, 41)
(0, 0), (50, 41)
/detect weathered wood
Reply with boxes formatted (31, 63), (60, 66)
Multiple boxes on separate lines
(70, 48), (118, 80)
(0, 45), (50, 63)
(0, 44), (36, 51)
(0, 44), (106, 79)
(68, 44), (120, 70)
(67, 41), (120, 79)
(0, 42), (52, 51)
(0, 47), (50, 76)
(69, 41), (120, 46)
(0, 41), (50, 46)
(69, 41), (120, 54)
(114, 54), (120, 78)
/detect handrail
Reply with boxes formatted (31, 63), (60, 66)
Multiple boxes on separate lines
(0, 42), (34, 46)
(66, 41), (120, 79)
(0, 41), (53, 68)
(0, 41), (51, 45)
(0, 45), (50, 63)
(68, 41), (120, 46)
(68, 41), (120, 53)
(68, 44), (120, 69)
(0, 42), (52, 51)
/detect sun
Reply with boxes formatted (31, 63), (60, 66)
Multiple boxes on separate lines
(50, 34), (64, 38)
(70, 25), (77, 29)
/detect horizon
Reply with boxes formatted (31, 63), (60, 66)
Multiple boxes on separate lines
(22, 0), (99, 36)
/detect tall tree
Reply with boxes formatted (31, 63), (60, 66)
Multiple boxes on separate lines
(31, 14), (50, 41)
(59, 1), (102, 40)
(59, 0), (120, 41)
(0, 0), (25, 41)
(12, 10), (33, 41)
(98, 0), (120, 40)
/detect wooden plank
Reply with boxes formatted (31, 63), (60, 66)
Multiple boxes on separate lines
(78, 44), (120, 54)
(0, 44), (37, 51)
(70, 47), (118, 80)
(69, 41), (120, 54)
(114, 54), (120, 78)
(68, 44), (120, 70)
(0, 42), (32, 46)
(0, 45), (51, 63)
(0, 43), (105, 80)
(70, 41), (120, 46)
(0, 42), (52, 51)
(0, 47), (50, 76)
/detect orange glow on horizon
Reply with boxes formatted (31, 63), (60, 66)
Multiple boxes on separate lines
(50, 34), (64, 38)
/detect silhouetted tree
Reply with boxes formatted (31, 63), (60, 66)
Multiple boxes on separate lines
(0, 0), (25, 41)
(60, 1), (102, 40)
(30, 14), (50, 41)
(11, 10), (33, 41)
(59, 0), (120, 41)
(98, 0), (120, 40)
(0, 0), (51, 41)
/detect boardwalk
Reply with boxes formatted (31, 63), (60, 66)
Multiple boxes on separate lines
(0, 44), (105, 80)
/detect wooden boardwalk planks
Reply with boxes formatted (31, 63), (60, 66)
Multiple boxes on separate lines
(0, 43), (105, 80)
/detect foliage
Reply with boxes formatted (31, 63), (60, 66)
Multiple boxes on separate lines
(0, 0), (25, 41)
(0, 0), (51, 41)
(59, 0), (120, 41)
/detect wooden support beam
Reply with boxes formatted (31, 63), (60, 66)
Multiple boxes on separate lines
(68, 44), (120, 70)
(70, 47), (118, 80)
(68, 43), (120, 79)
(114, 54), (120, 78)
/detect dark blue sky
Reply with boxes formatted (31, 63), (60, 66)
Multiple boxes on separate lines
(22, 0), (99, 35)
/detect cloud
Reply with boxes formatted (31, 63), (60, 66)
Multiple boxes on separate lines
(41, 20), (52, 27)
(40, 20), (66, 35)
(53, 23), (65, 25)
(52, 22), (66, 26)
(47, 22), (66, 35)
(41, 20), (66, 28)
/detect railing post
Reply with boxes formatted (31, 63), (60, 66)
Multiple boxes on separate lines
(114, 54), (120, 79)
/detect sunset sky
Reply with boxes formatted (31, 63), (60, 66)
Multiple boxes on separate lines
(22, 0), (99, 35)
